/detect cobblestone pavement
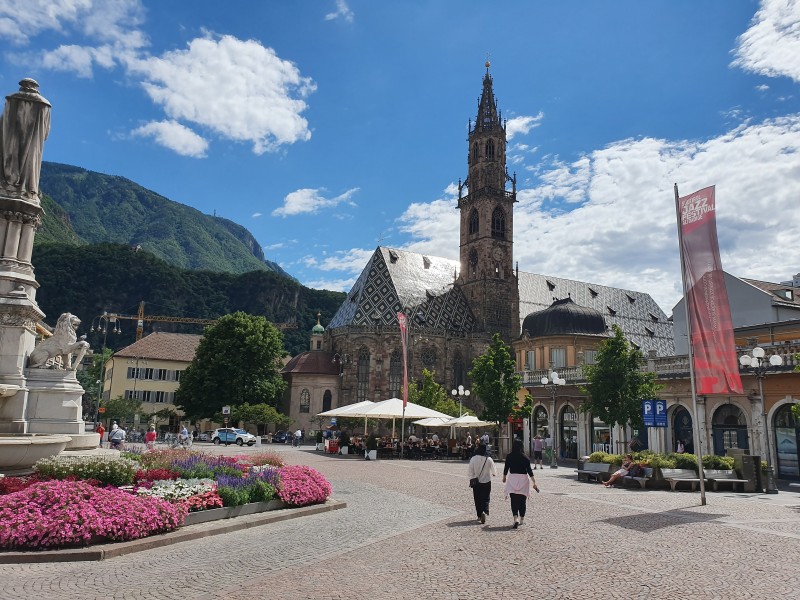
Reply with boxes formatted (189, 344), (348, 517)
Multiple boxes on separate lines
(2, 443), (800, 599)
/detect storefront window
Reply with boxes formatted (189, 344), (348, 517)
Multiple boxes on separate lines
(560, 406), (578, 459)
(774, 404), (799, 478)
(591, 416), (611, 453)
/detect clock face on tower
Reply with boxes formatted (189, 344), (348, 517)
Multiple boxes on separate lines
(492, 247), (503, 261)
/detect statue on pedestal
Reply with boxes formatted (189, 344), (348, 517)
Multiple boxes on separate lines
(0, 78), (51, 200)
(28, 312), (90, 370)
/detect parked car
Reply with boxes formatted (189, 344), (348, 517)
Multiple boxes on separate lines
(211, 427), (257, 446)
(272, 431), (289, 443)
(198, 430), (214, 442)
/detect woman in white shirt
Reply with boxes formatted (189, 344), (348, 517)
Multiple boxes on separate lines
(467, 444), (497, 524)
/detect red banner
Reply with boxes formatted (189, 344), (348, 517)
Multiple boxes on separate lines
(677, 186), (743, 395)
(397, 312), (409, 408)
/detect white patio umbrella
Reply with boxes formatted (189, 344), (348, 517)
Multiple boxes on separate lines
(444, 414), (494, 428)
(412, 417), (452, 427)
(316, 400), (376, 435)
(339, 398), (452, 440)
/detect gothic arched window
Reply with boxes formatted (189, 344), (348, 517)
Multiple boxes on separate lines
(491, 206), (506, 239)
(469, 249), (478, 276)
(300, 389), (311, 413)
(485, 139), (495, 160)
(388, 350), (402, 399)
(357, 346), (370, 401)
(472, 142), (479, 163)
(468, 209), (479, 235)
(322, 390), (332, 412)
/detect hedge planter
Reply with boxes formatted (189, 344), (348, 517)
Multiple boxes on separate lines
(183, 499), (287, 526)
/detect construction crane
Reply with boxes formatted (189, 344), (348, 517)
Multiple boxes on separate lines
(103, 301), (297, 341)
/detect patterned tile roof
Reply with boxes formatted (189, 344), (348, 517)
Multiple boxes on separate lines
(113, 332), (202, 362)
(329, 246), (675, 356)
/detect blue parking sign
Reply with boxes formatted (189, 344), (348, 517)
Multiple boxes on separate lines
(642, 399), (667, 427)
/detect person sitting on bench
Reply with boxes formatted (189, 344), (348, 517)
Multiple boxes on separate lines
(603, 454), (635, 487)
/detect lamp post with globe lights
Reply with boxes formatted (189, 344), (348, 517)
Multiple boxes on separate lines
(451, 385), (470, 417)
(541, 370), (565, 468)
(739, 346), (783, 494)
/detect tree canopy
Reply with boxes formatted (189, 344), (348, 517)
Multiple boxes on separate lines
(101, 396), (142, 425)
(230, 402), (293, 435)
(409, 368), (471, 417)
(469, 333), (521, 424)
(175, 312), (287, 418)
(580, 324), (662, 429)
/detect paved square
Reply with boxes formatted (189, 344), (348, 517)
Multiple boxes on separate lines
(2, 444), (799, 599)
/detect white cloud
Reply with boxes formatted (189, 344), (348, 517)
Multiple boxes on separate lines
(732, 0), (800, 83)
(252, 212), (263, 218)
(127, 34), (316, 155)
(272, 187), (359, 217)
(506, 113), (544, 140)
(756, 84), (770, 91)
(315, 248), (375, 274)
(303, 276), (358, 293)
(264, 242), (284, 250)
(393, 115), (800, 314)
(324, 0), (354, 23)
(131, 120), (208, 157)
(0, 0), (95, 45)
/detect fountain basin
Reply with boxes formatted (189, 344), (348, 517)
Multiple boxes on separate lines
(0, 434), (72, 473)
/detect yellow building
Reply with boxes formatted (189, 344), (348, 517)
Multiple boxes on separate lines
(102, 332), (201, 428)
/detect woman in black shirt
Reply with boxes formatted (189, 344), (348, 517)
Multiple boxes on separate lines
(502, 440), (539, 528)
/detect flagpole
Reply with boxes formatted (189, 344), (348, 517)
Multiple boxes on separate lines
(674, 183), (708, 506)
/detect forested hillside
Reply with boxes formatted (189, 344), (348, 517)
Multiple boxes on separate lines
(37, 162), (290, 277)
(32, 243), (346, 356)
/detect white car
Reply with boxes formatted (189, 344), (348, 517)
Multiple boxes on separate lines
(211, 427), (257, 446)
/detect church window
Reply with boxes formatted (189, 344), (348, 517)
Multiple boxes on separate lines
(469, 249), (478, 276)
(468, 209), (479, 235)
(322, 390), (332, 412)
(300, 389), (311, 413)
(472, 142), (479, 163)
(485, 139), (495, 160)
(421, 347), (436, 367)
(491, 207), (506, 239)
(389, 351), (402, 398)
(452, 351), (464, 390)
(357, 347), (370, 401)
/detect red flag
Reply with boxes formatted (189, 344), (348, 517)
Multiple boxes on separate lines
(397, 312), (409, 408)
(677, 186), (743, 395)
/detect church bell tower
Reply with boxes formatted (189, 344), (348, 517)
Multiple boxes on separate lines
(457, 62), (520, 341)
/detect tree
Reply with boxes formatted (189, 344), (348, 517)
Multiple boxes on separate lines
(580, 325), (662, 431)
(509, 393), (533, 421)
(469, 333), (521, 424)
(175, 312), (287, 418)
(101, 396), (142, 425)
(76, 347), (112, 419)
(231, 402), (288, 435)
(408, 369), (470, 417)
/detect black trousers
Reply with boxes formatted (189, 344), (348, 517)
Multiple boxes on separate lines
(472, 481), (491, 518)
(510, 493), (527, 517)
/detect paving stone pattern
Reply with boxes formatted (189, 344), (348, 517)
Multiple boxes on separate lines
(1, 443), (799, 599)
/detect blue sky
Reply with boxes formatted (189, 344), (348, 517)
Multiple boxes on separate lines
(1, 0), (799, 316)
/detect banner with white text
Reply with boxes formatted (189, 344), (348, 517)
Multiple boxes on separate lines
(678, 185), (743, 395)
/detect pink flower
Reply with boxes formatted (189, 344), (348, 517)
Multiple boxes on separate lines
(276, 465), (332, 506)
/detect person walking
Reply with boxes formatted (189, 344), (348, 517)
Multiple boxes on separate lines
(532, 434), (544, 469)
(503, 439), (539, 529)
(108, 423), (126, 450)
(145, 425), (157, 451)
(95, 422), (105, 447)
(467, 443), (496, 524)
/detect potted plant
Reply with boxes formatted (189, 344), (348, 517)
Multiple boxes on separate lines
(315, 431), (324, 451)
(339, 432), (350, 455)
(365, 434), (378, 461)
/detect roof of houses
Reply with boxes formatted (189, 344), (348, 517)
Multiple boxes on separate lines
(742, 277), (800, 308)
(113, 332), (202, 362)
(281, 351), (341, 376)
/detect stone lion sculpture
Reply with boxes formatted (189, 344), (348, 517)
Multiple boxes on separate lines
(28, 312), (90, 370)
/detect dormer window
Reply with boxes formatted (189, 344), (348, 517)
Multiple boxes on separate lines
(546, 280), (555, 292)
(589, 288), (598, 298)
(649, 312), (659, 322)
(607, 306), (617, 316)
(388, 249), (399, 263)
(423, 256), (431, 269)
(645, 327), (655, 337)
(626, 293), (635, 304)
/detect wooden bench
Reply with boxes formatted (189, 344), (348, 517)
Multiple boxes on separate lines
(623, 467), (654, 489)
(705, 469), (749, 492)
(662, 468), (707, 492)
(575, 462), (613, 483)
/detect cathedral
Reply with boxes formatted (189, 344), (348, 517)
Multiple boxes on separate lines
(281, 64), (674, 433)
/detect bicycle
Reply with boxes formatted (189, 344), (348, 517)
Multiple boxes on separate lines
(169, 434), (192, 449)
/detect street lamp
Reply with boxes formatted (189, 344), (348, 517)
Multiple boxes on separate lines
(90, 312), (121, 423)
(451, 384), (470, 417)
(541, 370), (565, 469)
(739, 346), (783, 494)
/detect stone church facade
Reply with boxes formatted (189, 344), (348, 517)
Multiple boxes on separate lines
(281, 65), (674, 430)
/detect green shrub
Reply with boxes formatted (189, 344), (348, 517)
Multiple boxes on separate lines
(637, 454), (676, 469)
(702, 455), (735, 470)
(248, 480), (276, 503)
(588, 452), (610, 463)
(216, 486), (250, 507)
(34, 456), (138, 486)
(671, 452), (698, 470)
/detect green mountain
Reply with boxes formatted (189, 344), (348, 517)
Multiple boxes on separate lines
(37, 162), (290, 277)
(32, 242), (346, 356)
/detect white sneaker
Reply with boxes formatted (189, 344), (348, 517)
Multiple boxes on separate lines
(480, 512), (486, 524)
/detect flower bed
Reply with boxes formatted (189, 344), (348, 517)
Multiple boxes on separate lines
(0, 449), (332, 550)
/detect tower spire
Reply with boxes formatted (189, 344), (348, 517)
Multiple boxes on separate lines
(476, 60), (499, 132)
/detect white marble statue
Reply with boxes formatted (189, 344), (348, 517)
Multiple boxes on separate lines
(0, 78), (51, 200)
(28, 312), (90, 370)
